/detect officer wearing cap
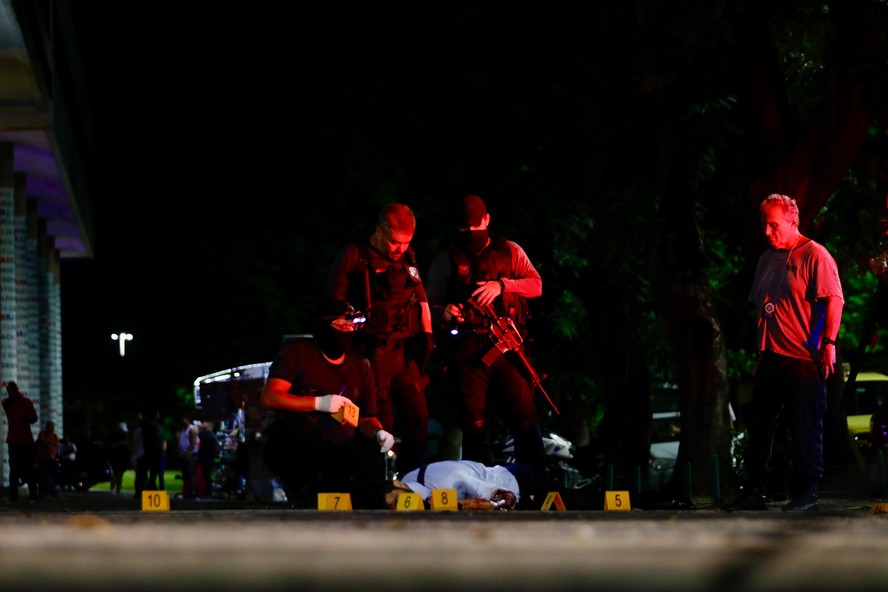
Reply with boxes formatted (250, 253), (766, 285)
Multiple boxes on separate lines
(260, 301), (395, 507)
(425, 194), (546, 468)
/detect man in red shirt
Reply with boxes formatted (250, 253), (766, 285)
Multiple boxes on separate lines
(2, 381), (39, 502)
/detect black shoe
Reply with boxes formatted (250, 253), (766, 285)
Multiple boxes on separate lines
(722, 492), (767, 512)
(781, 494), (818, 512)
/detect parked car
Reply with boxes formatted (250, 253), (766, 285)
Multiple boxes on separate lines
(842, 369), (888, 488)
(647, 383), (737, 491)
(844, 370), (888, 456)
(649, 410), (681, 488)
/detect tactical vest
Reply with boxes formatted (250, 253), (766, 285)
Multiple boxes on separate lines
(348, 243), (423, 343)
(449, 235), (529, 335)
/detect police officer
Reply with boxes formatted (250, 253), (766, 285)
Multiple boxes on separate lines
(425, 194), (546, 468)
(261, 301), (395, 508)
(325, 204), (435, 475)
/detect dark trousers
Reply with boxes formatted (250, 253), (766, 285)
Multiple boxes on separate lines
(36, 458), (59, 498)
(744, 351), (826, 496)
(135, 454), (162, 494)
(262, 413), (385, 500)
(199, 454), (215, 497)
(451, 338), (545, 468)
(7, 443), (38, 501)
(372, 344), (429, 475)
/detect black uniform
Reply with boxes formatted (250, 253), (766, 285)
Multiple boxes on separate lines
(326, 241), (430, 474)
(426, 235), (546, 468)
(261, 336), (383, 503)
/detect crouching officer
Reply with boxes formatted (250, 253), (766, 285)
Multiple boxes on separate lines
(260, 301), (395, 508)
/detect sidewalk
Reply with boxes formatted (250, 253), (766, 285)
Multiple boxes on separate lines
(0, 494), (887, 592)
(3, 488), (888, 591)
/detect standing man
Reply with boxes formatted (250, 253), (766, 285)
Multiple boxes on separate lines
(35, 420), (60, 498)
(142, 410), (165, 492)
(1, 381), (38, 502)
(325, 203), (435, 475)
(177, 415), (200, 500)
(426, 194), (546, 468)
(197, 421), (220, 498)
(260, 301), (394, 508)
(724, 193), (844, 512)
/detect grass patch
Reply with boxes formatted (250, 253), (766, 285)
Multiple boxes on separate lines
(113, 470), (181, 493)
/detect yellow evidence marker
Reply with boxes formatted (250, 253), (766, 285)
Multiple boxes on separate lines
(317, 492), (353, 510)
(396, 492), (425, 511)
(141, 490), (171, 512)
(604, 490), (632, 511)
(540, 491), (566, 511)
(430, 488), (458, 511)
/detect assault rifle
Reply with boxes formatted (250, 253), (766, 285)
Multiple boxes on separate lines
(473, 303), (560, 415)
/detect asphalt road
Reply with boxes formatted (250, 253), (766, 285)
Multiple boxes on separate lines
(1, 491), (887, 592)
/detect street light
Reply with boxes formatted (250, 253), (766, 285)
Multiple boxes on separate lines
(111, 332), (133, 357)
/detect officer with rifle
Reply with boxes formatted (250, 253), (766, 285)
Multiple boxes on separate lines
(426, 194), (548, 469)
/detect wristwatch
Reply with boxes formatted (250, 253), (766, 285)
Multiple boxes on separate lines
(823, 337), (838, 346)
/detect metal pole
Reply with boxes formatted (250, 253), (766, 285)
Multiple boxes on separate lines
(879, 449), (887, 496)
(711, 455), (721, 504)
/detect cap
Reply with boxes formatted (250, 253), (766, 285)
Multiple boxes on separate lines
(319, 300), (351, 321)
(458, 194), (487, 228)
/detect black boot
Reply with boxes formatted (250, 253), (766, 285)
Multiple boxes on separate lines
(722, 488), (767, 511)
(782, 492), (818, 512)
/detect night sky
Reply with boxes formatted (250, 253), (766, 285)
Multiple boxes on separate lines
(57, 5), (620, 418)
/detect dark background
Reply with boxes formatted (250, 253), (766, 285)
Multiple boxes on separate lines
(55, 0), (888, 474)
(60, 4), (619, 431)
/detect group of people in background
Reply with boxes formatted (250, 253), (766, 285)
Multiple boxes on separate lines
(104, 413), (215, 501)
(1, 381), (74, 502)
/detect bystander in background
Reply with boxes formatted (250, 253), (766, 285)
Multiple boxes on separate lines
(35, 420), (60, 498)
(2, 381), (38, 502)
(177, 415), (200, 499)
(198, 421), (220, 498)
(107, 421), (132, 496)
